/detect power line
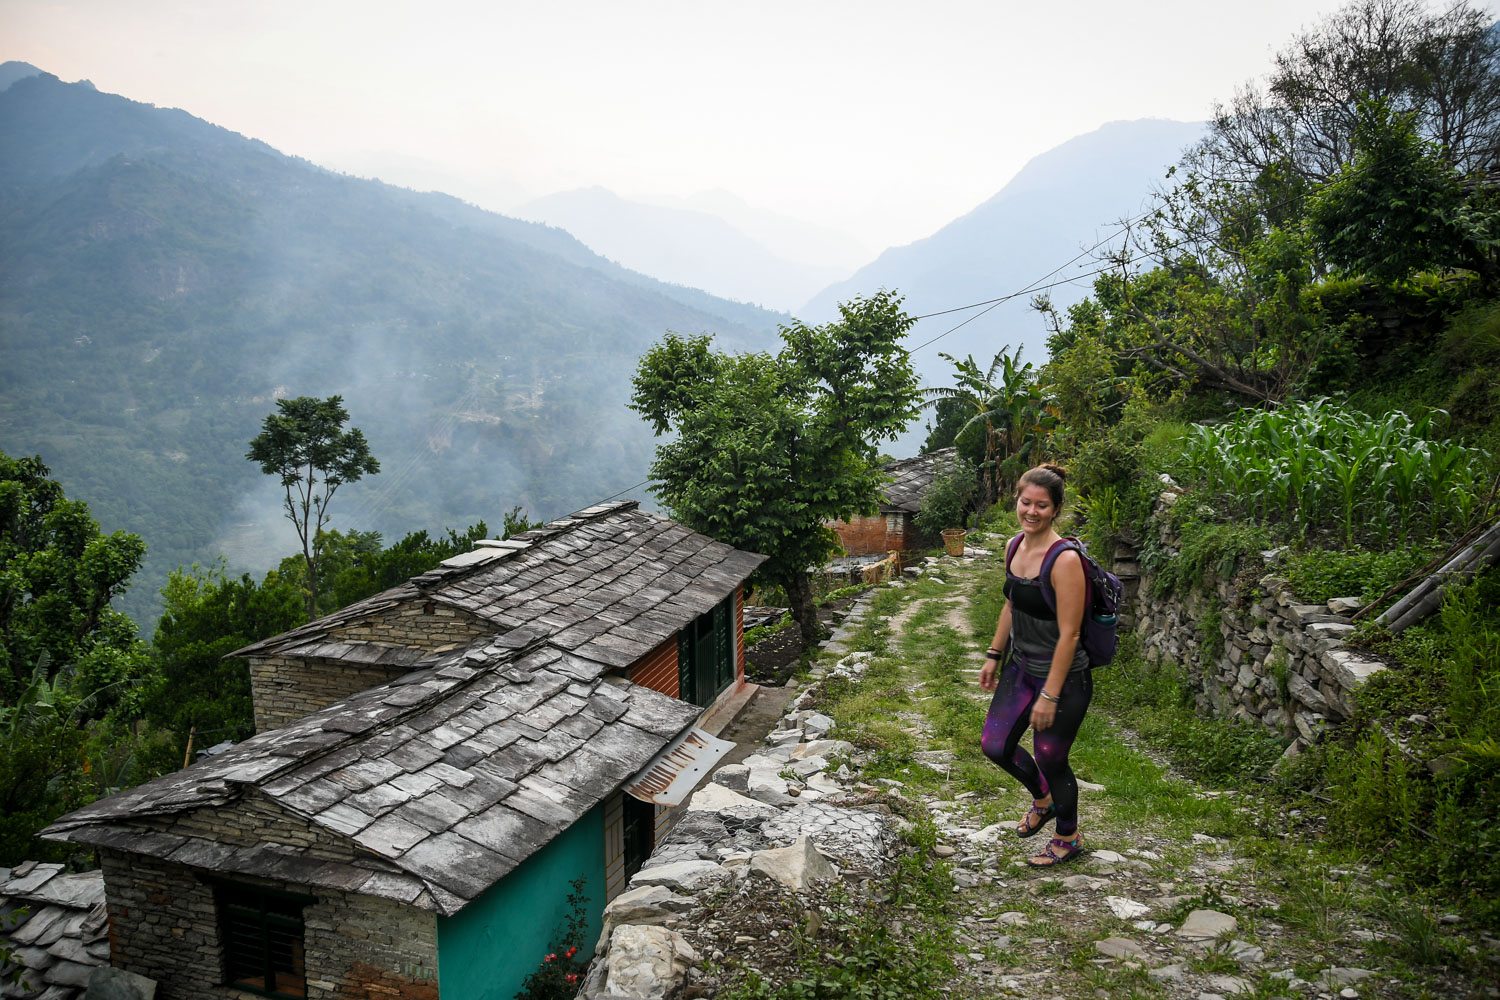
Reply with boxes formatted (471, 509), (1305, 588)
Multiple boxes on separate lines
(897, 142), (1431, 355)
(908, 202), (1161, 324)
(352, 151), (1416, 530)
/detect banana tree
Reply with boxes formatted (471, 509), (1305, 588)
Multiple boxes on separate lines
(920, 348), (1052, 505)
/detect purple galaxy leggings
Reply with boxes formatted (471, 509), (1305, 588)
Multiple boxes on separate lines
(980, 662), (1093, 837)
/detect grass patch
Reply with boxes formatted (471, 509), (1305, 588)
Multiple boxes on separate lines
(1094, 655), (1286, 786)
(716, 814), (958, 1000)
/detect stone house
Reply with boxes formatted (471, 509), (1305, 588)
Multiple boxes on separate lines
(41, 502), (764, 1000)
(830, 448), (954, 557)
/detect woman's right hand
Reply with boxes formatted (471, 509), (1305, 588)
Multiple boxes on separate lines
(979, 657), (999, 691)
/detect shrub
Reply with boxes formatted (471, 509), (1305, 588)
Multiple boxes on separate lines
(914, 455), (980, 536)
(1284, 547), (1426, 606)
(514, 877), (591, 1000)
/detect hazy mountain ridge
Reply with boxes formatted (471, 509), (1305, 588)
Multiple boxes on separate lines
(0, 72), (786, 626)
(801, 119), (1207, 418)
(517, 186), (847, 311)
(0, 61), (42, 92)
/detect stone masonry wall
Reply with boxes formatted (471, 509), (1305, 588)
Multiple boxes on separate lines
(1119, 490), (1389, 753)
(100, 849), (439, 1000)
(324, 599), (491, 648)
(248, 598), (493, 732)
(250, 655), (414, 732)
(138, 792), (365, 863)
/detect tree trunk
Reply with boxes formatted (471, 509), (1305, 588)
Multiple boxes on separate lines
(305, 553), (319, 621)
(784, 572), (823, 647)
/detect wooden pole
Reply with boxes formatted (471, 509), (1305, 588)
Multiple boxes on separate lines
(183, 725), (196, 769)
(1378, 520), (1500, 633)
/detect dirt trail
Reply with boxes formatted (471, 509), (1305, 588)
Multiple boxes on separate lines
(847, 546), (1492, 1000)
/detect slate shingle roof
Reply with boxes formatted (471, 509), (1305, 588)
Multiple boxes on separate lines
(233, 501), (766, 669)
(0, 863), (107, 999)
(43, 634), (699, 917)
(880, 448), (955, 513)
(44, 502), (766, 918)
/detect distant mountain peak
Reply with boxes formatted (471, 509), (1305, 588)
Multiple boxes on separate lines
(0, 61), (45, 92)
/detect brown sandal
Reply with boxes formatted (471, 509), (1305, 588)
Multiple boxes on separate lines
(1016, 802), (1057, 839)
(1026, 835), (1084, 867)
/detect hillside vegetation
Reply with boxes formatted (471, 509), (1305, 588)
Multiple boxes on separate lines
(922, 0), (1500, 930)
(0, 71), (785, 624)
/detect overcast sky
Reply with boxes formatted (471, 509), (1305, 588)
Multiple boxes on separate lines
(5, 0), (1483, 262)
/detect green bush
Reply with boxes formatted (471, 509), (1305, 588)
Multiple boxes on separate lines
(913, 455), (980, 536)
(1284, 547), (1426, 606)
(1144, 501), (1270, 598)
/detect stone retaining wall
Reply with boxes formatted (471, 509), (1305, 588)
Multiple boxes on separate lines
(1118, 487), (1389, 755)
(579, 600), (897, 999)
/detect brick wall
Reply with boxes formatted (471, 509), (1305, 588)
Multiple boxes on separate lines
(247, 598), (494, 732)
(628, 635), (679, 698)
(831, 512), (912, 556)
(100, 850), (439, 1000)
(735, 586), (745, 685)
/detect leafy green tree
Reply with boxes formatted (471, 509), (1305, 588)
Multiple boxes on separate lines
(146, 563), (306, 753)
(1200, 0), (1500, 187)
(0, 453), (175, 863)
(0, 667), (88, 864)
(919, 396), (971, 455)
(632, 292), (920, 643)
(1307, 99), (1493, 286)
(0, 451), (149, 699)
(920, 348), (1054, 503)
(247, 396), (381, 619)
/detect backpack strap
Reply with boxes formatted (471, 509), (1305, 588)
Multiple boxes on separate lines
(1037, 537), (1090, 614)
(1005, 533), (1024, 575)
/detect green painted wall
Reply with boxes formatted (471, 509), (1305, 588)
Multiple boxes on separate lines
(436, 805), (605, 999)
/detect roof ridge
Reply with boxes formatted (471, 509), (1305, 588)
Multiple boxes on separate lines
(229, 502), (646, 657)
(411, 500), (642, 588)
(43, 630), (553, 834)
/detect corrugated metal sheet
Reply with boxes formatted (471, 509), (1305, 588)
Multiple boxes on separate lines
(623, 728), (734, 806)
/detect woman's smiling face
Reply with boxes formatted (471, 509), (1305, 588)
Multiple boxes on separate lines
(1016, 483), (1056, 534)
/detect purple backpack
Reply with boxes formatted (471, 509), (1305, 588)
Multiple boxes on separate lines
(1006, 534), (1123, 667)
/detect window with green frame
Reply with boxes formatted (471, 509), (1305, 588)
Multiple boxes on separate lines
(215, 882), (312, 998)
(677, 593), (735, 708)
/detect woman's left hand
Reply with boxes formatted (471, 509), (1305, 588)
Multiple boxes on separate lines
(1030, 698), (1057, 731)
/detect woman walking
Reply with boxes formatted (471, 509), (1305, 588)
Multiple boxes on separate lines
(979, 464), (1092, 867)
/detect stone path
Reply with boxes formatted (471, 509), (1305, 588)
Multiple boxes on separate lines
(581, 542), (1497, 1000)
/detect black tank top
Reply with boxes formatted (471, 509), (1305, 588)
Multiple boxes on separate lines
(1005, 538), (1089, 677)
(1003, 576), (1054, 620)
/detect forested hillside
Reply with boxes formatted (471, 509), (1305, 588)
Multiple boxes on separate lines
(0, 71), (786, 624)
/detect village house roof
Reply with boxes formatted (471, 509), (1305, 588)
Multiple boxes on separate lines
(43, 502), (767, 918)
(879, 447), (955, 514)
(0, 863), (107, 998)
(232, 501), (765, 669)
(44, 633), (700, 917)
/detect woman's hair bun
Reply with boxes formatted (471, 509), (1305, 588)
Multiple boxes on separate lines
(1040, 462), (1067, 482)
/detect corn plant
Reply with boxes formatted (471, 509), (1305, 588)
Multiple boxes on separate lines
(1175, 399), (1490, 547)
